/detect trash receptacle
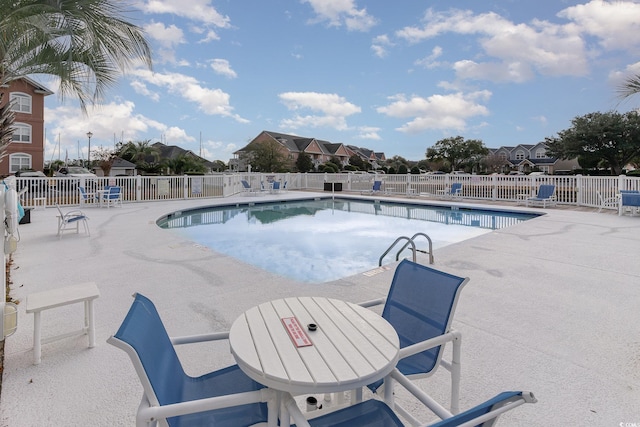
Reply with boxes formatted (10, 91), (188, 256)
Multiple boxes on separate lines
(19, 208), (31, 225)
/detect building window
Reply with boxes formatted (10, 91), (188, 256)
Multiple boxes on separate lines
(9, 153), (32, 173)
(535, 149), (546, 159)
(11, 123), (31, 143)
(515, 150), (525, 160)
(499, 153), (507, 161)
(9, 92), (32, 114)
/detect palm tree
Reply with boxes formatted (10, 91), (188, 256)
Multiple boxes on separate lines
(118, 140), (160, 164)
(618, 74), (640, 101)
(0, 0), (152, 160)
(0, 0), (152, 110)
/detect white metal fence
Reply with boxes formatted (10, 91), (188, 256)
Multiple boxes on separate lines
(14, 172), (640, 211)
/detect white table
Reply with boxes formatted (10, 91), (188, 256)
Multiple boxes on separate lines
(229, 296), (399, 426)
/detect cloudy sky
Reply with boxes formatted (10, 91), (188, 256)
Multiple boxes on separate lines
(42, 0), (640, 164)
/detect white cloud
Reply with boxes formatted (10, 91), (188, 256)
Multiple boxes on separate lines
(371, 34), (393, 58)
(210, 59), (237, 78)
(395, 7), (589, 82)
(376, 91), (491, 134)
(303, 0), (377, 31)
(44, 101), (171, 160)
(559, 0), (640, 52)
(142, 0), (231, 27)
(415, 46), (444, 69)
(132, 69), (248, 123)
(356, 126), (382, 140)
(278, 92), (361, 130)
(145, 22), (185, 48)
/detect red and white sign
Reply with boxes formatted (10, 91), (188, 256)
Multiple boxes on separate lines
(281, 317), (313, 347)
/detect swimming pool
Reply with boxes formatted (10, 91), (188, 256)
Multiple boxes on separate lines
(157, 198), (537, 283)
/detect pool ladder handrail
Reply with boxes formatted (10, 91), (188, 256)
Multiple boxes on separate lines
(379, 232), (434, 266)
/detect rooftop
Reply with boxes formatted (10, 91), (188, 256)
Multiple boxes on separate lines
(2, 192), (639, 425)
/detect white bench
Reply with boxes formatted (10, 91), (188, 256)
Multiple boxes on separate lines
(25, 282), (100, 365)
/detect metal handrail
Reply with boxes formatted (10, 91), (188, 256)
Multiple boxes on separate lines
(396, 232), (434, 265)
(379, 236), (416, 266)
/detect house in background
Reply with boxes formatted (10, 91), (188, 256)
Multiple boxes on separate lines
(150, 142), (217, 173)
(232, 130), (384, 171)
(488, 142), (579, 174)
(94, 157), (137, 177)
(0, 77), (53, 176)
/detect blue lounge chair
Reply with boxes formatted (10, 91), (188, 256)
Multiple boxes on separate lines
(55, 204), (89, 238)
(294, 390), (536, 427)
(78, 186), (95, 206)
(619, 190), (640, 216)
(101, 186), (122, 208)
(363, 180), (383, 195)
(271, 181), (281, 193)
(359, 259), (469, 414)
(107, 293), (270, 427)
(439, 182), (462, 199)
(526, 184), (556, 208)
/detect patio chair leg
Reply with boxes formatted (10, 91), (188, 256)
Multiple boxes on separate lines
(451, 333), (462, 414)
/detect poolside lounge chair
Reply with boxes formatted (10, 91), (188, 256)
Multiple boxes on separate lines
(55, 204), (89, 238)
(292, 389), (536, 427)
(101, 186), (122, 208)
(362, 180), (382, 195)
(241, 179), (257, 195)
(526, 184), (556, 208)
(78, 186), (95, 207)
(358, 259), (469, 414)
(271, 181), (281, 193)
(619, 190), (640, 216)
(107, 293), (271, 427)
(438, 182), (462, 199)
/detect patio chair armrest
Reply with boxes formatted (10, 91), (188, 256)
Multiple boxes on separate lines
(357, 297), (386, 308)
(138, 388), (274, 423)
(64, 209), (87, 217)
(170, 331), (230, 345)
(398, 330), (461, 360)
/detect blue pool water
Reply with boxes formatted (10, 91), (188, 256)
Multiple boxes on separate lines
(157, 198), (537, 283)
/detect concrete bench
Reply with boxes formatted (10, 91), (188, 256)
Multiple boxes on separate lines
(25, 282), (100, 365)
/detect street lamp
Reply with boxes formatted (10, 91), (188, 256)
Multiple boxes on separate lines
(86, 131), (93, 168)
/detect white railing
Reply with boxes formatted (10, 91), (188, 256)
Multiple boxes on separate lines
(13, 172), (640, 212)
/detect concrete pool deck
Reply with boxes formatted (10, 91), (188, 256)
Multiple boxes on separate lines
(1, 191), (639, 426)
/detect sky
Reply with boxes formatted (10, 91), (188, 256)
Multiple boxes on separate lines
(41, 0), (640, 165)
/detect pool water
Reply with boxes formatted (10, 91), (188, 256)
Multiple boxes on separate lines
(157, 198), (537, 283)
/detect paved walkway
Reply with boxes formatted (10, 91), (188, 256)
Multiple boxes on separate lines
(1, 192), (639, 426)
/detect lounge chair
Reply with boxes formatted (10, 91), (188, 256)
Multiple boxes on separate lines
(525, 184), (556, 208)
(55, 204), (89, 238)
(271, 181), (281, 193)
(362, 180), (382, 195)
(241, 179), (255, 195)
(358, 259), (469, 414)
(78, 186), (95, 207)
(292, 389), (536, 427)
(619, 190), (640, 216)
(101, 186), (122, 208)
(107, 293), (271, 427)
(438, 182), (462, 199)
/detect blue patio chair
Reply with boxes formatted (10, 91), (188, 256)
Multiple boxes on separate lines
(526, 184), (556, 208)
(102, 185), (122, 208)
(439, 182), (462, 199)
(358, 259), (469, 414)
(293, 390), (536, 427)
(55, 204), (89, 238)
(107, 293), (270, 427)
(78, 186), (95, 207)
(271, 181), (281, 193)
(362, 180), (383, 195)
(619, 190), (640, 216)
(241, 180), (255, 195)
